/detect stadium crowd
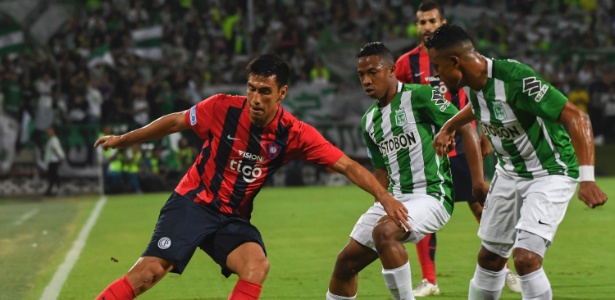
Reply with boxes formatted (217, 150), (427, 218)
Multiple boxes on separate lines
(1, 0), (614, 192)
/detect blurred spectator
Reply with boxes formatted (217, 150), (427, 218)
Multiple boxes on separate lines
(310, 60), (331, 84)
(43, 127), (66, 196)
(122, 144), (142, 193)
(568, 80), (590, 113)
(177, 137), (196, 173)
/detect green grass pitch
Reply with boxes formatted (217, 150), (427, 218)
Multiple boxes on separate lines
(1, 178), (614, 299)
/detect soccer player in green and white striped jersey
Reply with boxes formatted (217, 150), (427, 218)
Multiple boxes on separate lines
(426, 24), (608, 300)
(326, 42), (489, 300)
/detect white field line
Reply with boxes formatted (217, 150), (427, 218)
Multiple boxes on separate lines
(14, 208), (39, 225)
(40, 196), (107, 300)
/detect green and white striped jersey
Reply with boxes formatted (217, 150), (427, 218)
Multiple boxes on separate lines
(466, 57), (578, 179)
(362, 82), (457, 214)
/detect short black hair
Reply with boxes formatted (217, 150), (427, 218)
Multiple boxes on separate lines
(246, 53), (290, 87)
(418, 1), (444, 17)
(356, 42), (395, 65)
(424, 24), (472, 51)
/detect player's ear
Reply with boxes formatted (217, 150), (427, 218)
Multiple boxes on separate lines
(450, 55), (460, 69)
(442, 18), (447, 25)
(278, 85), (288, 101)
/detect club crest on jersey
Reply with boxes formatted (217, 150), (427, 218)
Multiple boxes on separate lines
(493, 101), (507, 120)
(395, 108), (407, 126)
(265, 143), (282, 159)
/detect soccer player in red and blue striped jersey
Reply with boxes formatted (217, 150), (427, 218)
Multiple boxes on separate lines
(94, 54), (410, 300)
(394, 1), (523, 296)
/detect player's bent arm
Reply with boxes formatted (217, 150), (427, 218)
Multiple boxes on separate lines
(435, 105), (477, 156)
(331, 154), (410, 229)
(558, 101), (608, 207)
(374, 167), (390, 190)
(458, 123), (489, 202)
(558, 102), (594, 167)
(441, 104), (476, 134)
(95, 112), (190, 149)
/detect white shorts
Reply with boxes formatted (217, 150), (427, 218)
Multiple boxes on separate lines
(479, 169), (578, 247)
(350, 194), (451, 252)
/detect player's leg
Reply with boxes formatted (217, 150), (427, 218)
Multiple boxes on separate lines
(202, 217), (269, 300)
(97, 192), (220, 299)
(103, 256), (174, 297)
(513, 175), (577, 299)
(374, 195), (450, 300)
(327, 239), (379, 299)
(457, 155), (521, 294)
(469, 170), (518, 299)
(327, 204), (382, 299)
(414, 234), (437, 296)
(226, 242), (269, 300)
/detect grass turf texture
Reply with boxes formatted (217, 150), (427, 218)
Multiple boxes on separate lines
(2, 178), (614, 299)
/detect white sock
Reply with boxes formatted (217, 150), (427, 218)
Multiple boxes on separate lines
(326, 290), (356, 300)
(468, 264), (506, 300)
(519, 268), (552, 299)
(382, 261), (414, 300)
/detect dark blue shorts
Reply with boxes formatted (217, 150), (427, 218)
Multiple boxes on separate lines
(142, 192), (266, 277)
(450, 154), (476, 203)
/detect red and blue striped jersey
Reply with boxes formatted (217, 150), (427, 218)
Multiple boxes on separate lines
(175, 94), (343, 220)
(395, 45), (473, 157)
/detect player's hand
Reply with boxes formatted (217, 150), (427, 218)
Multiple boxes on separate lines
(480, 136), (493, 159)
(578, 181), (608, 209)
(93, 135), (123, 150)
(433, 129), (456, 157)
(379, 194), (410, 232)
(472, 180), (490, 205)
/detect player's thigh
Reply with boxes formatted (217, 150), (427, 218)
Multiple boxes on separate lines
(200, 217), (266, 278)
(142, 192), (221, 274)
(450, 154), (475, 203)
(351, 195), (449, 249)
(226, 242), (268, 278)
(478, 170), (521, 245)
(350, 203), (386, 251)
(400, 194), (451, 243)
(517, 175), (578, 243)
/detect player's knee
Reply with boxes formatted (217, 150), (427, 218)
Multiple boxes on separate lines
(128, 259), (170, 294)
(239, 256), (270, 281)
(478, 243), (509, 271)
(512, 230), (547, 275)
(372, 217), (405, 246)
(512, 248), (543, 275)
(333, 251), (361, 279)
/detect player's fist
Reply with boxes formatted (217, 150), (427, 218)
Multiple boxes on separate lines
(93, 135), (123, 150)
(577, 181), (607, 209)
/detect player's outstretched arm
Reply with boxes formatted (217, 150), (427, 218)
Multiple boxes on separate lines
(94, 111), (190, 150)
(434, 105), (476, 156)
(558, 101), (608, 208)
(331, 154), (410, 230)
(458, 123), (489, 203)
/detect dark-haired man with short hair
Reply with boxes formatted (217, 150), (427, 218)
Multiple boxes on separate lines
(326, 42), (487, 300)
(427, 24), (608, 299)
(395, 1), (521, 296)
(94, 53), (410, 300)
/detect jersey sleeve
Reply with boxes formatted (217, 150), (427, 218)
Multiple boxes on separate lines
(395, 55), (412, 83)
(296, 122), (344, 166)
(184, 94), (223, 139)
(362, 124), (385, 168)
(510, 69), (568, 122)
(416, 86), (459, 129)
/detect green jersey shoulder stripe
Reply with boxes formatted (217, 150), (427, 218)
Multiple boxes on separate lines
(362, 82), (455, 214)
(468, 58), (578, 179)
